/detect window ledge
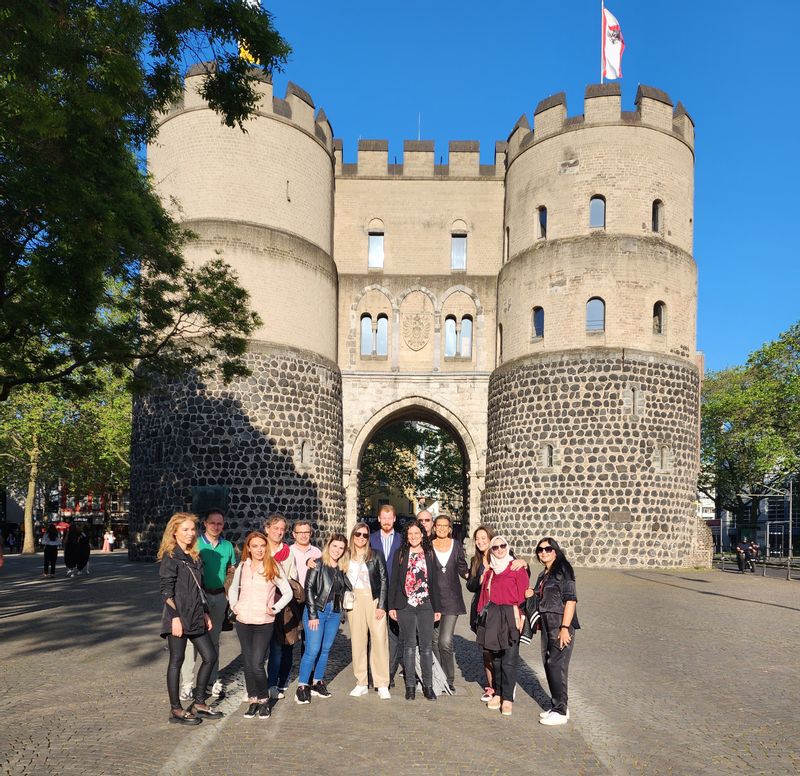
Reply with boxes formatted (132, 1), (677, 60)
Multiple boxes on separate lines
(367, 266), (384, 273)
(586, 329), (606, 336)
(444, 355), (473, 362)
(359, 354), (388, 361)
(450, 268), (467, 274)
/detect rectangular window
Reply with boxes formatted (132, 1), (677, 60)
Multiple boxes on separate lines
(451, 234), (467, 270)
(368, 232), (384, 268)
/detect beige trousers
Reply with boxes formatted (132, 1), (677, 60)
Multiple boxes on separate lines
(347, 588), (390, 688)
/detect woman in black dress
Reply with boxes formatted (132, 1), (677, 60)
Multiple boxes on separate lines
(158, 512), (224, 725)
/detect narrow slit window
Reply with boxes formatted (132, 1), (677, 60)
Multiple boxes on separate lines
(444, 316), (457, 357)
(532, 306), (544, 338)
(653, 301), (666, 335)
(497, 324), (503, 365)
(451, 234), (467, 270)
(504, 227), (510, 263)
(460, 316), (473, 358)
(586, 297), (605, 332)
(652, 200), (664, 233)
(368, 232), (384, 268)
(590, 196), (606, 228)
(544, 444), (554, 468)
(537, 206), (547, 239)
(375, 314), (389, 356)
(360, 314), (373, 356)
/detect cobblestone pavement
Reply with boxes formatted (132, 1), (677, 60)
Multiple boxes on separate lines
(1, 552), (798, 776)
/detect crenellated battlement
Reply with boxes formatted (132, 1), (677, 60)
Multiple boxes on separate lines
(506, 83), (694, 164)
(158, 63), (335, 154)
(333, 137), (504, 179)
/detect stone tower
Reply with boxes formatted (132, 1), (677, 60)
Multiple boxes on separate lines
(482, 84), (702, 565)
(129, 67), (344, 557)
(129, 69), (709, 567)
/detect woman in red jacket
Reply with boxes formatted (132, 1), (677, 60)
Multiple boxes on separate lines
(476, 535), (529, 717)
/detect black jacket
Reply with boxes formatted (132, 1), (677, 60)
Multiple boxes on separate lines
(304, 562), (352, 619)
(350, 553), (389, 611)
(388, 546), (442, 612)
(431, 540), (469, 615)
(533, 569), (580, 629)
(466, 560), (485, 632)
(159, 546), (208, 637)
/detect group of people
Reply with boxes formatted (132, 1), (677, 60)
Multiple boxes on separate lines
(39, 524), (93, 578)
(735, 537), (760, 573)
(157, 504), (579, 726)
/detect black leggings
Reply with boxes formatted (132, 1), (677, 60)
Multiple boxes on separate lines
(43, 545), (58, 575)
(397, 600), (434, 687)
(235, 621), (274, 700)
(167, 633), (216, 709)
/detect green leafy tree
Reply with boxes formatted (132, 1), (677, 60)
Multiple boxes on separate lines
(700, 323), (800, 532)
(1, 1), (291, 400)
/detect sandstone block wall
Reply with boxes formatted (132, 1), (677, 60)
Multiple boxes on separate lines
(129, 346), (344, 559)
(482, 349), (701, 566)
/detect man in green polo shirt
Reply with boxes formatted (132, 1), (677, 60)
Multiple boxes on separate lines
(180, 508), (237, 700)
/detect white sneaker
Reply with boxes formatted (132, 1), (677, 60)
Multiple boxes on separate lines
(349, 685), (369, 697)
(210, 680), (223, 697)
(66, 569), (74, 578)
(268, 686), (280, 700)
(377, 687), (391, 700)
(540, 710), (569, 726)
(277, 686), (287, 699)
(539, 708), (554, 718)
(179, 684), (194, 701)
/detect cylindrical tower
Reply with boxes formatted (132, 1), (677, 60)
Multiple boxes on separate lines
(483, 84), (706, 567)
(130, 66), (343, 558)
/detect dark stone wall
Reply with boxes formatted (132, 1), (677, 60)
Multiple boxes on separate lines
(129, 344), (344, 560)
(482, 348), (701, 567)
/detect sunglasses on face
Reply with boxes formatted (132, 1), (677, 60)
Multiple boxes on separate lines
(354, 531), (369, 538)
(536, 546), (555, 555)
(491, 543), (508, 551)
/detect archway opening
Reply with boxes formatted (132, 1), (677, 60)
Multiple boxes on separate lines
(358, 415), (468, 538)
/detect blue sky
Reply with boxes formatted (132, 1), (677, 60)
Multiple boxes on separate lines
(260, 0), (799, 372)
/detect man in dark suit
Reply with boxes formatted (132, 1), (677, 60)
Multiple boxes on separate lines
(371, 504), (403, 686)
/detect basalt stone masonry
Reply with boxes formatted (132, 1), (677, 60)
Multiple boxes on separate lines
(483, 349), (702, 566)
(129, 347), (343, 560)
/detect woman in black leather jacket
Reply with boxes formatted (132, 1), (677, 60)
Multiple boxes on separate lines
(389, 520), (441, 701)
(344, 522), (391, 699)
(533, 536), (580, 726)
(295, 534), (350, 704)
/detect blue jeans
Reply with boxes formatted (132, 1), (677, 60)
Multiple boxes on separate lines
(267, 632), (294, 689)
(298, 603), (341, 685)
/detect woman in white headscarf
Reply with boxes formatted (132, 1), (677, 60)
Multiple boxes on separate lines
(475, 535), (529, 717)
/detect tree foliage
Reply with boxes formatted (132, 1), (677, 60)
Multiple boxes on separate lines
(360, 421), (465, 516)
(0, 1), (292, 399)
(700, 323), (800, 527)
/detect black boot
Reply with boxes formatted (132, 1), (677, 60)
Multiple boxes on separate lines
(422, 685), (437, 701)
(405, 685), (416, 700)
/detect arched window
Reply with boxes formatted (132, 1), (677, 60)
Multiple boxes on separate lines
(360, 314), (373, 356)
(586, 297), (605, 332)
(368, 227), (384, 268)
(653, 301), (666, 335)
(532, 306), (544, 338)
(543, 444), (554, 468)
(537, 206), (547, 239)
(460, 316), (473, 357)
(376, 314), (389, 356)
(659, 445), (670, 470)
(444, 315), (457, 357)
(300, 440), (311, 465)
(497, 324), (503, 365)
(652, 200), (664, 233)
(589, 195), (606, 229)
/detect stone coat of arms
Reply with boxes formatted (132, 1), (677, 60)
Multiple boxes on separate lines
(402, 312), (431, 351)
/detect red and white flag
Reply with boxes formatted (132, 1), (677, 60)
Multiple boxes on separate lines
(602, 6), (625, 80)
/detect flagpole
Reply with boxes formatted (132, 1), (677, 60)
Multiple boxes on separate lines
(600, 0), (604, 84)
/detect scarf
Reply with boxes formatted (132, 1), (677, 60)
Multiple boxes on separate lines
(272, 542), (290, 563)
(489, 535), (513, 575)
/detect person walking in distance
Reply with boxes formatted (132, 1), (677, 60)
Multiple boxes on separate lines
(430, 514), (469, 693)
(228, 531), (293, 720)
(370, 504), (403, 687)
(179, 509), (237, 702)
(346, 522), (391, 699)
(41, 525), (60, 578)
(533, 537), (580, 726)
(295, 534), (350, 704)
(263, 514), (299, 699)
(389, 519), (442, 701)
(158, 513), (223, 726)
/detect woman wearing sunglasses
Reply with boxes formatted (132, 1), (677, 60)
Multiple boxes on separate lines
(389, 519), (441, 701)
(475, 535), (529, 717)
(533, 537), (579, 726)
(344, 522), (391, 699)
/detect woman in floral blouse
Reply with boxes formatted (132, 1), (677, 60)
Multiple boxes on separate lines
(389, 519), (441, 701)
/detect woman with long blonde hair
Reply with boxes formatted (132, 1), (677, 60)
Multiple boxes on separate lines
(227, 531), (293, 720)
(344, 522), (390, 699)
(158, 513), (222, 725)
